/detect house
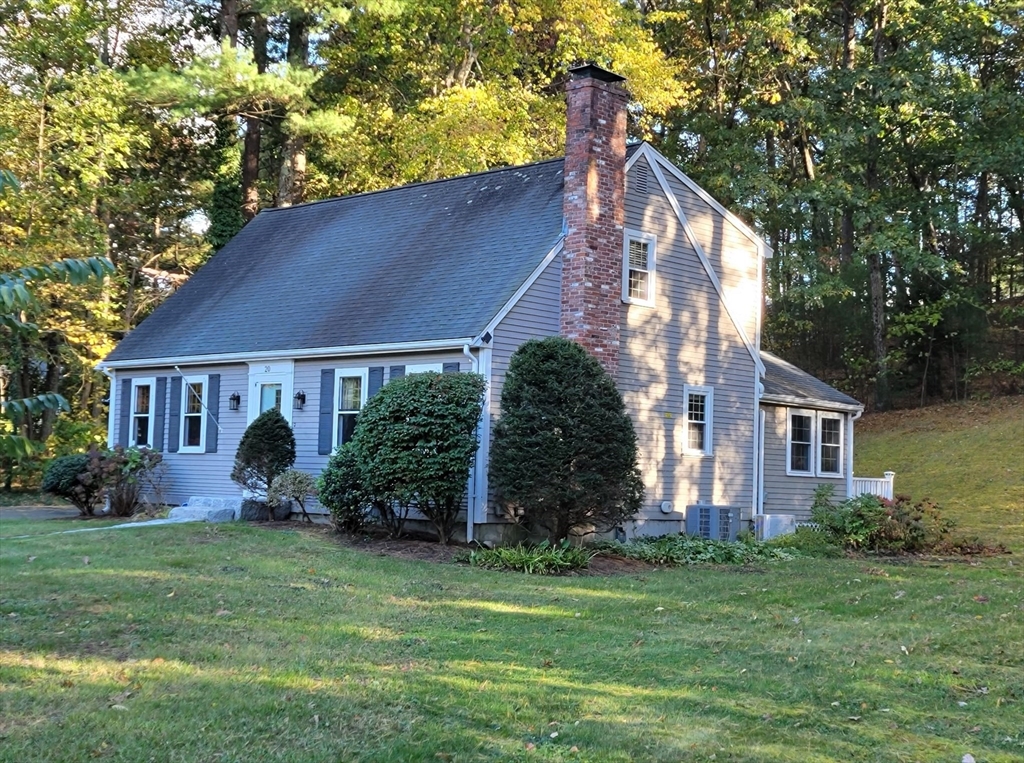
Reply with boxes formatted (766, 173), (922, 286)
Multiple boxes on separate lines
(99, 64), (880, 541)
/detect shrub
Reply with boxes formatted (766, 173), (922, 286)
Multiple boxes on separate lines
(597, 534), (793, 565)
(105, 446), (163, 517)
(812, 488), (958, 553)
(489, 337), (643, 543)
(765, 526), (843, 558)
(40, 450), (110, 516)
(269, 469), (317, 522)
(461, 541), (596, 574)
(230, 409), (296, 498)
(317, 444), (370, 533)
(352, 371), (486, 543)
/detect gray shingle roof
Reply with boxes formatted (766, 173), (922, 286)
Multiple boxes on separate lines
(761, 351), (862, 409)
(105, 158), (567, 362)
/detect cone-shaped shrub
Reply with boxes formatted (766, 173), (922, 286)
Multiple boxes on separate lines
(489, 337), (643, 542)
(230, 408), (296, 497)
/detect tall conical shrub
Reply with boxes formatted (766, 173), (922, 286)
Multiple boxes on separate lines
(230, 408), (296, 496)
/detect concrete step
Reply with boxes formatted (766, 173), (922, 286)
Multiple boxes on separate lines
(167, 496), (244, 523)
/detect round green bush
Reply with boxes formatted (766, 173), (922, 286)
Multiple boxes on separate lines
(230, 408), (296, 497)
(41, 453), (103, 515)
(316, 444), (368, 533)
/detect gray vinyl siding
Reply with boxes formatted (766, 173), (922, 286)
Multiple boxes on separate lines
(659, 169), (761, 344)
(761, 403), (848, 519)
(620, 156), (758, 526)
(487, 252), (563, 520)
(113, 364), (247, 506)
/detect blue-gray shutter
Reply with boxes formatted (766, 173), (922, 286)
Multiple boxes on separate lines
(442, 362), (460, 374)
(389, 365), (405, 381)
(368, 367), (384, 397)
(205, 374), (220, 453)
(168, 377), (182, 453)
(118, 378), (131, 447)
(318, 369), (334, 455)
(153, 377), (167, 452)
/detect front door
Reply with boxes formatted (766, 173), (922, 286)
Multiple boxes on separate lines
(246, 361), (295, 425)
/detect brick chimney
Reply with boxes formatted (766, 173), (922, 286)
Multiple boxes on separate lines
(560, 63), (628, 378)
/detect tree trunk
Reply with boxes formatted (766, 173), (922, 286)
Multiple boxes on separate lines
(868, 250), (890, 410)
(277, 13), (311, 208)
(241, 14), (268, 221)
(220, 0), (239, 46)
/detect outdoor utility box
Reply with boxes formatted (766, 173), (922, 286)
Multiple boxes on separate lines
(755, 513), (797, 541)
(685, 505), (740, 541)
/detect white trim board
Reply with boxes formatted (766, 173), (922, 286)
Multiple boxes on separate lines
(647, 158), (765, 376)
(99, 338), (477, 370)
(627, 143), (773, 259)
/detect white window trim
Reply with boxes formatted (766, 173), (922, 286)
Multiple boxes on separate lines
(405, 363), (443, 375)
(130, 377), (156, 449)
(682, 384), (714, 457)
(333, 367), (369, 448)
(622, 228), (657, 306)
(786, 408), (816, 476)
(816, 412), (845, 478)
(178, 374), (208, 454)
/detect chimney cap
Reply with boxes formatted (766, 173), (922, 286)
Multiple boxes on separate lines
(568, 62), (626, 84)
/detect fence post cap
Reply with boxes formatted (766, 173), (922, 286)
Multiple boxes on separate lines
(884, 471), (896, 478)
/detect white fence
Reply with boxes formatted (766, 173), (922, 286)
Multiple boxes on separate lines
(852, 471), (896, 500)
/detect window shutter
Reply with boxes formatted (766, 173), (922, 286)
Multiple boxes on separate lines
(389, 365), (405, 381)
(368, 367), (384, 397)
(442, 362), (460, 374)
(118, 378), (131, 447)
(318, 369), (335, 455)
(153, 377), (167, 452)
(205, 374), (220, 453)
(168, 377), (182, 453)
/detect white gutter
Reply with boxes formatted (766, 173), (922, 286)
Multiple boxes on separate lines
(760, 393), (863, 414)
(98, 337), (477, 371)
(846, 409), (863, 498)
(101, 367), (116, 448)
(463, 344), (479, 544)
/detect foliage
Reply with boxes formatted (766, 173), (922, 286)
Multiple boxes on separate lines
(351, 372), (486, 543)
(230, 409), (296, 498)
(765, 526), (844, 558)
(461, 541), (596, 575)
(103, 446), (163, 517)
(598, 534), (794, 566)
(40, 452), (105, 516)
(316, 444), (370, 534)
(490, 338), (643, 542)
(268, 469), (317, 523)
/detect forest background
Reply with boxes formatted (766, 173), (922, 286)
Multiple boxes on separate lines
(1, 0), (1021, 485)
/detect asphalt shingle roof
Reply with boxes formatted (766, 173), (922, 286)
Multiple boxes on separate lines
(761, 351), (862, 409)
(105, 158), (567, 362)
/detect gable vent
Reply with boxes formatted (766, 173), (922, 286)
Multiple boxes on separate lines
(633, 162), (649, 195)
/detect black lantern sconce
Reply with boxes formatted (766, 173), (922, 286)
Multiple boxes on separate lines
(228, 392), (241, 411)
(294, 390), (306, 410)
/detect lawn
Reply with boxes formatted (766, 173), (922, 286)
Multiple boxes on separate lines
(1, 520), (1021, 762)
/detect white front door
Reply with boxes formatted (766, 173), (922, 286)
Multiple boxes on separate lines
(246, 361), (295, 425)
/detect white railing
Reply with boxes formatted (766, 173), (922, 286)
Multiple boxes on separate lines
(852, 471), (896, 500)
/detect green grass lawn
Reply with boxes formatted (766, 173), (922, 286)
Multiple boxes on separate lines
(855, 396), (1024, 549)
(1, 520), (1021, 763)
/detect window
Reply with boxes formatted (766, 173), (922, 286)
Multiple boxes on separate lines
(258, 382), (282, 414)
(818, 414), (843, 476)
(787, 410), (845, 477)
(334, 369), (368, 447)
(787, 411), (813, 475)
(131, 378), (155, 448)
(179, 376), (207, 452)
(622, 230), (656, 305)
(682, 384), (713, 456)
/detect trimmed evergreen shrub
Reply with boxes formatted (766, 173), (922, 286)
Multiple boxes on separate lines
(316, 443), (370, 534)
(489, 337), (643, 542)
(352, 371), (486, 543)
(41, 453), (96, 515)
(230, 409), (296, 498)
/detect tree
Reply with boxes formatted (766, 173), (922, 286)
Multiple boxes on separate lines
(352, 371), (486, 543)
(489, 338), (643, 543)
(230, 408), (296, 497)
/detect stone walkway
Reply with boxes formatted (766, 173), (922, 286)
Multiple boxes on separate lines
(0, 506), (199, 540)
(0, 506), (82, 521)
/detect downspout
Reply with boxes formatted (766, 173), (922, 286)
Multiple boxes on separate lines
(846, 409), (863, 498)
(100, 367), (116, 448)
(463, 344), (479, 543)
(757, 407), (766, 516)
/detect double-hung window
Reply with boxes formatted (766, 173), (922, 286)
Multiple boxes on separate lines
(179, 376), (208, 452)
(334, 369), (368, 447)
(682, 384), (713, 456)
(622, 230), (656, 306)
(787, 410), (844, 477)
(130, 378), (156, 448)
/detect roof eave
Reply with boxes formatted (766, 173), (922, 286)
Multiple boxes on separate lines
(759, 393), (863, 413)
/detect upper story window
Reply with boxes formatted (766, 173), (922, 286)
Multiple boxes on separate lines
(682, 384), (713, 456)
(131, 378), (155, 448)
(334, 368), (368, 447)
(787, 410), (844, 477)
(622, 229), (656, 306)
(179, 375), (208, 453)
